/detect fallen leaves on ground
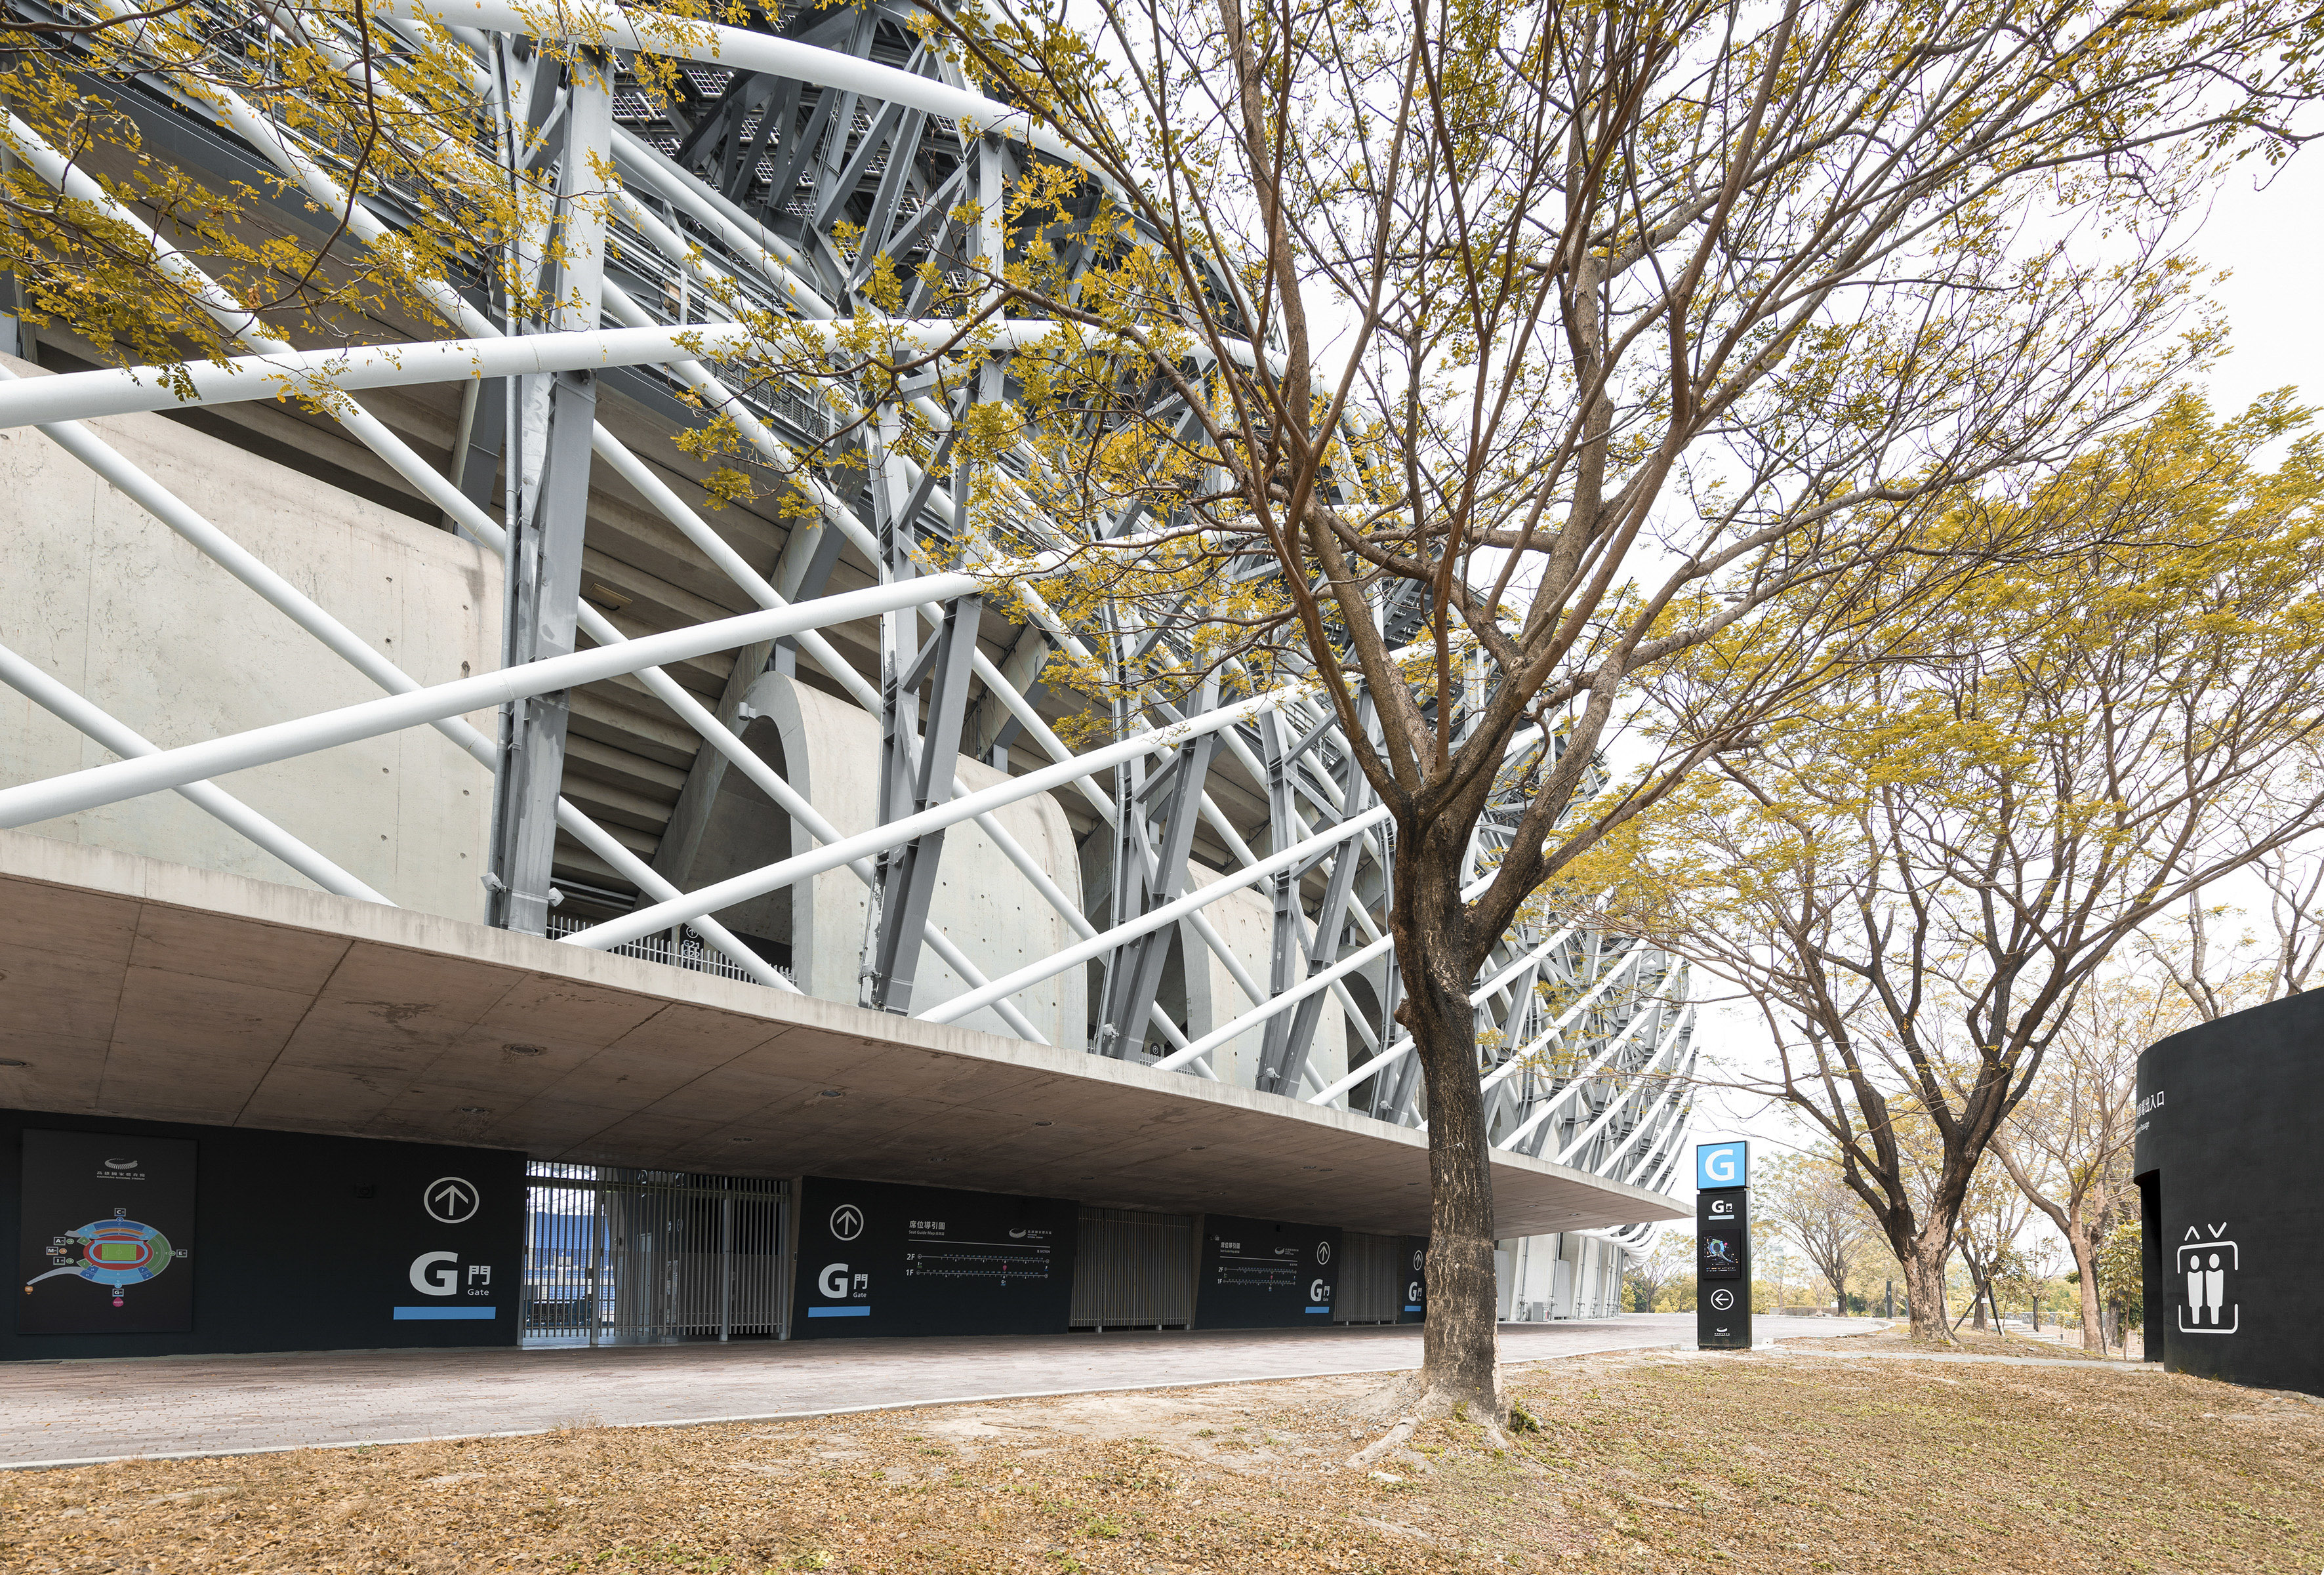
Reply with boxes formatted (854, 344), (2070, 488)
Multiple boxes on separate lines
(3, 1337), (2317, 1572)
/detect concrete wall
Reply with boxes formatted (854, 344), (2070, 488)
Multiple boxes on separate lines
(1496, 1231), (1627, 1321)
(745, 671), (1084, 1046)
(1181, 886), (1350, 1099)
(0, 355), (499, 920)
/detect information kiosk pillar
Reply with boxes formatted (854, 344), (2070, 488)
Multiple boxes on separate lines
(1694, 1140), (1751, 1349)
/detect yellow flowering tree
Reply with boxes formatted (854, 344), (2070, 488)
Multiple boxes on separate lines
(883, 0), (2319, 1417)
(1613, 394), (2324, 1342)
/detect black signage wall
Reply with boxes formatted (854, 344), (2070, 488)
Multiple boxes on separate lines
(2136, 993), (2324, 1397)
(1398, 1237), (1429, 1324)
(792, 1176), (1077, 1338)
(1695, 1188), (1751, 1349)
(5, 1109), (523, 1361)
(19, 1130), (197, 1334)
(1195, 1214), (1341, 1328)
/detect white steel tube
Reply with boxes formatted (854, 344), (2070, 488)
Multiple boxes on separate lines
(1477, 941), (1642, 1094)
(0, 641), (394, 905)
(0, 320), (1074, 430)
(1493, 992), (1661, 1152)
(386, 0), (1077, 166)
(1551, 1046), (1675, 1170)
(1551, 1025), (1688, 1176)
(1147, 932), (1393, 1073)
(1576, 1048), (1692, 1172)
(2, 377), (793, 988)
(0, 327), (739, 428)
(919, 805), (1393, 1027)
(0, 578), (971, 830)
(561, 657), (1334, 952)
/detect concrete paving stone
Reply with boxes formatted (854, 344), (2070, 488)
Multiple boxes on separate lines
(0, 1313), (1876, 1467)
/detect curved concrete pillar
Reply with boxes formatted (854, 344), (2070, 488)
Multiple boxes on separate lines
(1079, 833), (1348, 1096)
(743, 670), (1084, 1046)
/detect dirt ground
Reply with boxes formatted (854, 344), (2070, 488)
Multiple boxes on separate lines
(1779, 1322), (2113, 1359)
(5, 1335), (2319, 1574)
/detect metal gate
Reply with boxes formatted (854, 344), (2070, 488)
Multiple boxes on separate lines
(1334, 1231), (1403, 1324)
(522, 1164), (790, 1345)
(1069, 1207), (1196, 1329)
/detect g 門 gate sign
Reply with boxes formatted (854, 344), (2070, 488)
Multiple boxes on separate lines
(1695, 1141), (1750, 1350)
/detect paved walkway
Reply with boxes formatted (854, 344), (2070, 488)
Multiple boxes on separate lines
(2, 1314), (1873, 1467)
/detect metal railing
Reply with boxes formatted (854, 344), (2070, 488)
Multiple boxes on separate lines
(544, 916), (790, 986)
(523, 1164), (790, 1345)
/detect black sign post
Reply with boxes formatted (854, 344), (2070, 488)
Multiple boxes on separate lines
(1694, 1141), (1751, 1350)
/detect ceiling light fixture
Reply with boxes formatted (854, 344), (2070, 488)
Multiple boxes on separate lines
(504, 1043), (546, 1056)
(459, 1106), (491, 1116)
(817, 1089), (843, 1098)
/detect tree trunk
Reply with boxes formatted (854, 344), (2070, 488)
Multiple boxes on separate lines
(2067, 1227), (2107, 1354)
(1397, 840), (1502, 1421)
(1902, 1240), (1956, 1343)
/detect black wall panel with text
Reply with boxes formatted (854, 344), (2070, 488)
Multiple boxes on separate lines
(791, 1176), (1078, 1338)
(1195, 1214), (1341, 1329)
(7, 1108), (524, 1360)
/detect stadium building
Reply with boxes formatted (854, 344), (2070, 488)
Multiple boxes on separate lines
(0, 0), (1691, 1359)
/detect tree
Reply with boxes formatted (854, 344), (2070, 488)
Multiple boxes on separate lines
(1992, 969), (2182, 1350)
(0, 0), (549, 367)
(1953, 1161), (2033, 1332)
(1757, 1150), (1872, 1317)
(2140, 846), (2324, 1021)
(2093, 1212), (2148, 1356)
(1993, 1240), (2065, 1332)
(870, 0), (2324, 1422)
(1612, 395), (2324, 1343)
(1622, 1232), (1690, 1313)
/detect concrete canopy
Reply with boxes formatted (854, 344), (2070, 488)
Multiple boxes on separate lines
(0, 832), (1686, 1238)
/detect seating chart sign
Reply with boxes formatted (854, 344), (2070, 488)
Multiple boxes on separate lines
(19, 1130), (196, 1335)
(1196, 1213), (1341, 1328)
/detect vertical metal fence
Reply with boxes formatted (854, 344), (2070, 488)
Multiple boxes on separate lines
(1069, 1208), (1195, 1330)
(522, 1164), (790, 1345)
(1333, 1231), (1403, 1324)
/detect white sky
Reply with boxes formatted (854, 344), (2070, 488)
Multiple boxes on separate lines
(1676, 147), (2324, 1218)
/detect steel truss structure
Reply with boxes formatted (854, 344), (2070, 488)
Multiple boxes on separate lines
(0, 0), (1692, 1248)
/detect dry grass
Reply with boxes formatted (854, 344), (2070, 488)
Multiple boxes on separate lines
(1778, 1322), (2121, 1360)
(4, 1340), (2318, 1573)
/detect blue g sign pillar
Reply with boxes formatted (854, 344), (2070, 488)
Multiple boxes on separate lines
(1695, 1141), (1751, 1350)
